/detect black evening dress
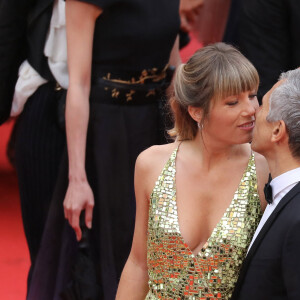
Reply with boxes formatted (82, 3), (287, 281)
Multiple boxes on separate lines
(27, 0), (180, 299)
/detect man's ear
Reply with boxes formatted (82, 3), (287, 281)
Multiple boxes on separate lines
(271, 120), (287, 143)
(188, 106), (203, 123)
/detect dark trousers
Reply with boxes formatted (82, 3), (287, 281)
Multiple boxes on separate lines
(13, 81), (65, 285)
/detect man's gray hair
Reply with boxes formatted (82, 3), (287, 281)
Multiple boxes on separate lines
(267, 68), (300, 157)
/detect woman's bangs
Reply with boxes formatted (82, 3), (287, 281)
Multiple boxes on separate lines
(213, 61), (259, 101)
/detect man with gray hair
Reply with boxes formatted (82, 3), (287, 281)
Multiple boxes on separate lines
(232, 68), (300, 300)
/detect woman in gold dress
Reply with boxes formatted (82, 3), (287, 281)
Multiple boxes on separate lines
(116, 43), (269, 299)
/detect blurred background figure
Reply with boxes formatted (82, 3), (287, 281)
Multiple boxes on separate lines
(234, 0), (300, 103)
(0, 0), (66, 293)
(222, 0), (240, 45)
(179, 0), (204, 34)
(25, 1), (181, 300)
(181, 0), (300, 104)
(193, 0), (231, 46)
(180, 0), (231, 46)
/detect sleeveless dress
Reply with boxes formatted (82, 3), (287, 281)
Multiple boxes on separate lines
(146, 146), (262, 299)
(26, 1), (180, 300)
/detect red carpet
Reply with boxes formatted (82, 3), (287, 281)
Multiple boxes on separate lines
(0, 36), (202, 300)
(0, 120), (30, 300)
(180, 33), (203, 63)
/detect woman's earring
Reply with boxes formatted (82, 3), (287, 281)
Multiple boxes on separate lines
(197, 122), (203, 130)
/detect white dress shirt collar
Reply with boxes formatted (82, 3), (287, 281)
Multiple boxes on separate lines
(247, 167), (300, 253)
(270, 167), (300, 202)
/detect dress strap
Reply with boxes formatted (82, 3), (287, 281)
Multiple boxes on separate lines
(151, 142), (182, 192)
(168, 141), (183, 167)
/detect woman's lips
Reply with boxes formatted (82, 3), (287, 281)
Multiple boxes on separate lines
(238, 121), (255, 130)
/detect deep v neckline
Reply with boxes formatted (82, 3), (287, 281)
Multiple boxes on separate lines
(172, 147), (253, 258)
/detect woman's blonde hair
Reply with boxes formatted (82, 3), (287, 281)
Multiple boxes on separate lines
(168, 42), (259, 140)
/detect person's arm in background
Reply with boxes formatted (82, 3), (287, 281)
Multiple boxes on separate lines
(63, 0), (102, 241)
(167, 35), (181, 97)
(0, 0), (32, 124)
(116, 153), (152, 299)
(169, 35), (181, 68)
(179, 0), (203, 33)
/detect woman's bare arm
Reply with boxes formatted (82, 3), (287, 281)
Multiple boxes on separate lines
(166, 35), (181, 98)
(169, 35), (181, 68)
(116, 152), (152, 299)
(63, 0), (102, 240)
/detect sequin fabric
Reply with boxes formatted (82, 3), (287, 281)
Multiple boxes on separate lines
(146, 147), (262, 299)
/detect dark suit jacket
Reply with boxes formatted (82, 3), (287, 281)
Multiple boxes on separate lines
(223, 0), (240, 45)
(0, 0), (54, 125)
(231, 182), (300, 300)
(233, 0), (300, 102)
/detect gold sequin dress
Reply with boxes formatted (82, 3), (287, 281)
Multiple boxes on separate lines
(146, 146), (262, 299)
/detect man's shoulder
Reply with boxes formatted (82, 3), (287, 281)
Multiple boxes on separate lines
(280, 183), (300, 219)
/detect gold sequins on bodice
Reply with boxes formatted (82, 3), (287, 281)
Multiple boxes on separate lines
(146, 147), (262, 299)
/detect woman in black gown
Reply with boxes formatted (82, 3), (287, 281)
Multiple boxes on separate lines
(26, 0), (180, 299)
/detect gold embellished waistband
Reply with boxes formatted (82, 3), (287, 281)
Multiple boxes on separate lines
(91, 65), (175, 102)
(102, 64), (170, 86)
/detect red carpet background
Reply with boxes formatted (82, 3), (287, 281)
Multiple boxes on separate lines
(0, 36), (202, 300)
(0, 120), (30, 300)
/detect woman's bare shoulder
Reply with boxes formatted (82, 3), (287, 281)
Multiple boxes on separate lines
(136, 143), (178, 174)
(135, 143), (179, 195)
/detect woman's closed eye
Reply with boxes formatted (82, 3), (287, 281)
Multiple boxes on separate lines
(249, 94), (257, 100)
(226, 100), (238, 106)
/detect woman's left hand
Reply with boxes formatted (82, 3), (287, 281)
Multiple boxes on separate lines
(63, 180), (94, 240)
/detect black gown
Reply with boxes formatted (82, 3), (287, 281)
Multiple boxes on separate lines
(27, 1), (180, 299)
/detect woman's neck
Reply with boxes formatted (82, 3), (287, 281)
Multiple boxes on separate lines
(184, 134), (250, 172)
